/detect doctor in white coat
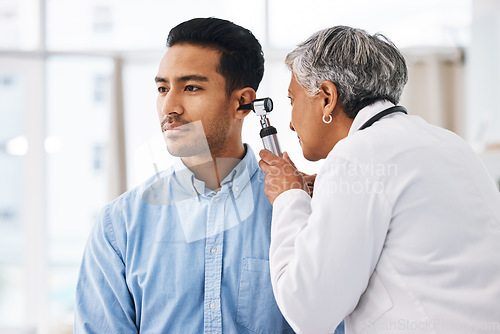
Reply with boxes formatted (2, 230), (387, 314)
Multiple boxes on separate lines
(259, 25), (500, 334)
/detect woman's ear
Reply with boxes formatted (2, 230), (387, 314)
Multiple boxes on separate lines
(319, 81), (338, 119)
(234, 87), (257, 120)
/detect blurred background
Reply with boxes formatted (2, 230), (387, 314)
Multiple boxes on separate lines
(1, 0), (499, 333)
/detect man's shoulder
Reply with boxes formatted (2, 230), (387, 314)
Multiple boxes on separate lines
(106, 166), (176, 212)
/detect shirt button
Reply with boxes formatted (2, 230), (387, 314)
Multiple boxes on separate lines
(233, 185), (240, 192)
(213, 196), (220, 203)
(210, 247), (217, 254)
(210, 301), (216, 309)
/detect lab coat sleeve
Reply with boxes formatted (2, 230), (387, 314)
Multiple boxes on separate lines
(74, 206), (137, 333)
(270, 155), (392, 334)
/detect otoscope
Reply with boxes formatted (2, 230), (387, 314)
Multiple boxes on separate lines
(238, 98), (282, 157)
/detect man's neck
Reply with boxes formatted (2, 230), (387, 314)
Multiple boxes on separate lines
(181, 144), (246, 191)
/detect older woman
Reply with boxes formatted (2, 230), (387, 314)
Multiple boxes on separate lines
(259, 26), (500, 334)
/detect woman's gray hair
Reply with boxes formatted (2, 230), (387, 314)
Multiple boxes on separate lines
(285, 26), (408, 118)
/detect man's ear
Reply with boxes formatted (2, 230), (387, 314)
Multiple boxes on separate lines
(319, 80), (338, 119)
(233, 87), (257, 120)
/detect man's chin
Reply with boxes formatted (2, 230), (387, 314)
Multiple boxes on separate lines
(166, 145), (193, 157)
(166, 143), (211, 158)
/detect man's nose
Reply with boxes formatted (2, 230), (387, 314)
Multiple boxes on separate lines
(159, 93), (183, 117)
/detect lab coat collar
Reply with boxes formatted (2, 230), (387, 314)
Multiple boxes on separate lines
(347, 100), (395, 137)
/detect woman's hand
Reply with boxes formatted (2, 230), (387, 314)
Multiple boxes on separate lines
(259, 150), (312, 205)
(283, 152), (317, 196)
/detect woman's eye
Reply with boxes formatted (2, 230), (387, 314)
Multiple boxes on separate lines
(287, 96), (294, 105)
(185, 85), (200, 92)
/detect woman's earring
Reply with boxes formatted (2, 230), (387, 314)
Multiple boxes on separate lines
(322, 114), (332, 124)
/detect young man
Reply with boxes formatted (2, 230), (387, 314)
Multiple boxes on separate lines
(74, 18), (294, 333)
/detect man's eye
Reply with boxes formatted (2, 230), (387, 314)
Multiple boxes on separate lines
(157, 87), (168, 93)
(185, 85), (200, 92)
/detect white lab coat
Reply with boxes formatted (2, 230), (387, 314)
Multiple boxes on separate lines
(270, 101), (500, 334)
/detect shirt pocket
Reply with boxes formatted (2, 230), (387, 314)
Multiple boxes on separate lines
(236, 258), (293, 334)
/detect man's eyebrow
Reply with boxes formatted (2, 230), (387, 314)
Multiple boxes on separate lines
(177, 75), (209, 82)
(154, 75), (209, 84)
(155, 76), (167, 83)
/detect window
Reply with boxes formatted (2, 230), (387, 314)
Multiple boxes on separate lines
(46, 56), (112, 325)
(0, 0), (40, 50)
(0, 56), (44, 330)
(0, 71), (24, 327)
(46, 0), (266, 51)
(267, 0), (471, 49)
(93, 6), (113, 33)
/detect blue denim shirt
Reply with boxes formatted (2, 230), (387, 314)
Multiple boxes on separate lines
(75, 146), (295, 333)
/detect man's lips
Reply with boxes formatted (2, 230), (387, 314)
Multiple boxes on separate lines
(161, 119), (190, 133)
(163, 123), (186, 132)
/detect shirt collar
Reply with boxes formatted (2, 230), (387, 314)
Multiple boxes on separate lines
(172, 144), (259, 199)
(347, 100), (395, 137)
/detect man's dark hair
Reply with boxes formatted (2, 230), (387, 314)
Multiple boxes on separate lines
(167, 17), (265, 96)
